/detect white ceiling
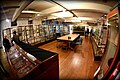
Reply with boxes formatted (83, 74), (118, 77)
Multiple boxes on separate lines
(1, 0), (117, 23)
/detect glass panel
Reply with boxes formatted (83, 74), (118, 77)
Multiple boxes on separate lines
(101, 14), (119, 75)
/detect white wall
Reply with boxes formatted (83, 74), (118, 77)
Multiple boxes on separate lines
(1, 19), (12, 49)
(33, 19), (42, 25)
(1, 19), (11, 29)
(33, 18), (42, 29)
(17, 19), (28, 26)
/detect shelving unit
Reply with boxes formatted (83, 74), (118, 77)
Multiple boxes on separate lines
(73, 26), (85, 36)
(2, 28), (13, 42)
(16, 23), (57, 46)
(91, 26), (107, 61)
(17, 26), (27, 43)
(26, 25), (35, 45)
(39, 25), (45, 42)
(34, 25), (41, 44)
(2, 20), (69, 46)
(60, 24), (64, 36)
(49, 25), (54, 39)
(94, 7), (120, 80)
(43, 25), (50, 41)
(91, 36), (106, 61)
(42, 19), (57, 41)
(63, 25), (69, 35)
(100, 27), (107, 45)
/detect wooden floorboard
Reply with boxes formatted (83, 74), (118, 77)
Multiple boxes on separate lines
(38, 36), (100, 80)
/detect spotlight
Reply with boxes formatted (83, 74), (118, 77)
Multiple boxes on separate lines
(6, 19), (10, 22)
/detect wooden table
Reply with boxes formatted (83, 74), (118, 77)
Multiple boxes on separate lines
(57, 34), (80, 41)
(57, 34), (80, 50)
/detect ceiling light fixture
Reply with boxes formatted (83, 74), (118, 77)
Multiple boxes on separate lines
(62, 9), (66, 12)
(37, 13), (40, 16)
(6, 19), (10, 22)
(51, 11), (73, 18)
(22, 10), (41, 14)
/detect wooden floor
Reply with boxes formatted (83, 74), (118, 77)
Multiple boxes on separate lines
(1, 36), (100, 80)
(39, 36), (100, 80)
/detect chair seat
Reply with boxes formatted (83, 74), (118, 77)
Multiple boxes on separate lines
(62, 42), (68, 50)
(76, 42), (82, 45)
(62, 43), (68, 46)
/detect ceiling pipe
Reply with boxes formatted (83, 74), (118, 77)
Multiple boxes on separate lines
(50, 0), (77, 18)
(12, 0), (34, 22)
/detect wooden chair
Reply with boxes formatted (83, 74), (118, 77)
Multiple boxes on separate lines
(75, 37), (82, 45)
(61, 42), (68, 50)
(74, 37), (82, 52)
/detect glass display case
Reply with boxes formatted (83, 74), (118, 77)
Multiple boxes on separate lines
(17, 24), (57, 45)
(34, 25), (41, 44)
(8, 44), (38, 79)
(39, 25), (45, 42)
(15, 20), (66, 46)
(101, 13), (119, 75)
(60, 24), (64, 36)
(26, 25), (35, 45)
(17, 26), (27, 43)
(44, 25), (50, 41)
(94, 7), (120, 80)
(63, 25), (69, 35)
(49, 25), (54, 39)
(91, 23), (107, 61)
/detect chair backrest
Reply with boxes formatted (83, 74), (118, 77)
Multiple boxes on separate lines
(76, 37), (82, 45)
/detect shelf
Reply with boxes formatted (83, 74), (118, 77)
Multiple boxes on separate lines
(92, 36), (105, 48)
(91, 35), (106, 61)
(16, 24), (69, 46)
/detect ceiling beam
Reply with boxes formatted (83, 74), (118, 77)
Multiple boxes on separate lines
(50, 0), (77, 17)
(102, 0), (108, 2)
(0, 6), (20, 10)
(12, 0), (34, 22)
